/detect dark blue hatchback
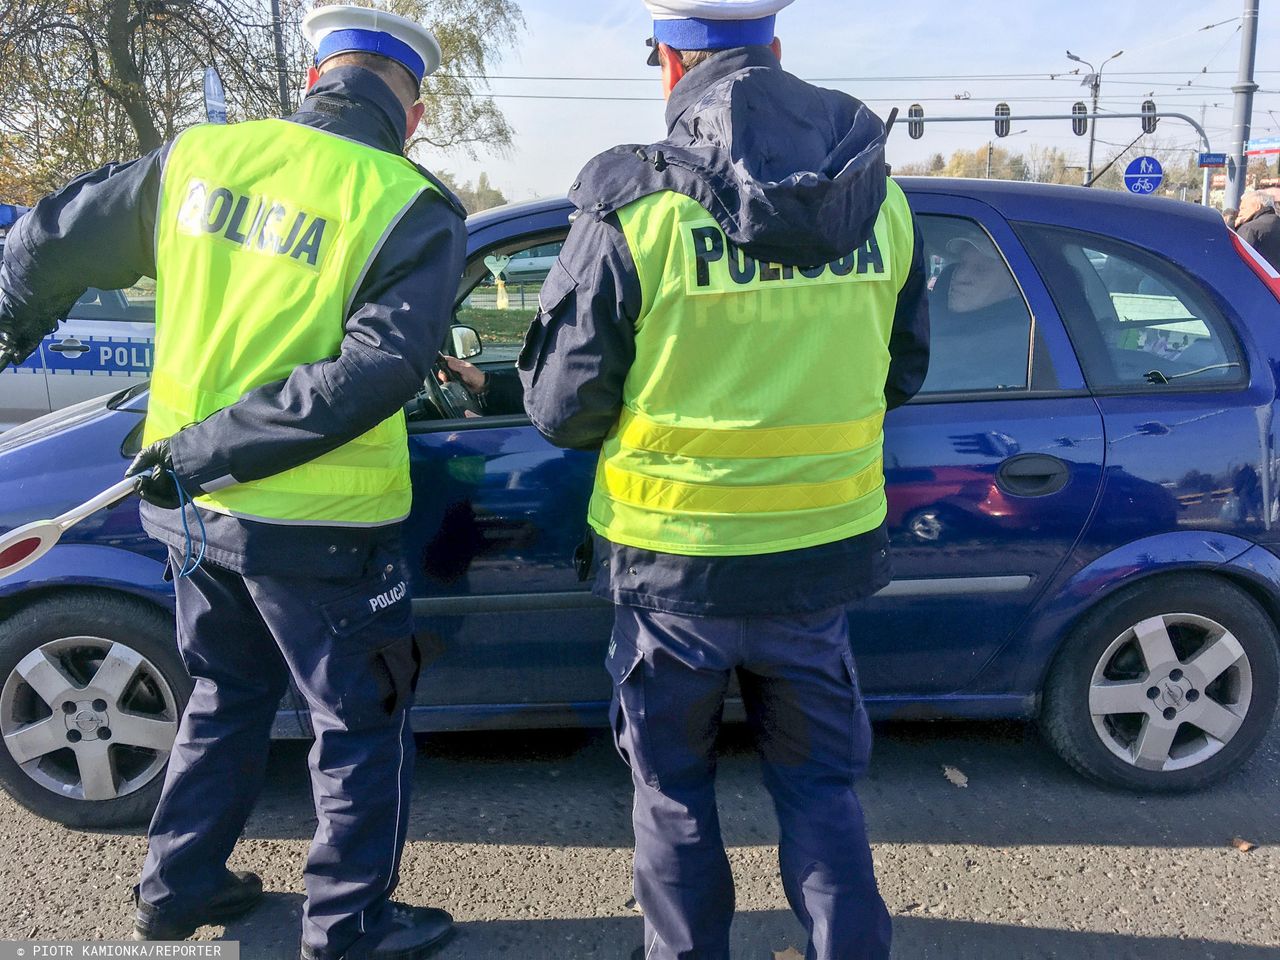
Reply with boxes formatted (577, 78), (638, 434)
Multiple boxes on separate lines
(3, 179), (1280, 827)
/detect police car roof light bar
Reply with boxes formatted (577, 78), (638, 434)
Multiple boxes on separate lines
(0, 477), (140, 581)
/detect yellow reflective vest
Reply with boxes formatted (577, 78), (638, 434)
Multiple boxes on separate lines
(588, 181), (916, 556)
(145, 119), (436, 526)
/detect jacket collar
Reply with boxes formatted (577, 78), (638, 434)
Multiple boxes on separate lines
(664, 46), (781, 134)
(290, 67), (407, 156)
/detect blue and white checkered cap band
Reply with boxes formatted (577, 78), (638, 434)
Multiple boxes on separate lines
(316, 28), (426, 84)
(652, 14), (776, 49)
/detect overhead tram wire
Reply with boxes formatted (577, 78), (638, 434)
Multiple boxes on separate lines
(442, 90), (1280, 104)
(450, 70), (1280, 83)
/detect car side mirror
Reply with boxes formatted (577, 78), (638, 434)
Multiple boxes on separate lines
(451, 325), (482, 360)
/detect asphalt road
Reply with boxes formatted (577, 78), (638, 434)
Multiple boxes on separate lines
(0, 717), (1277, 960)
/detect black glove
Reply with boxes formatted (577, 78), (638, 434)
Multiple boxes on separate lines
(0, 329), (25, 374)
(126, 438), (185, 510)
(0, 284), (49, 371)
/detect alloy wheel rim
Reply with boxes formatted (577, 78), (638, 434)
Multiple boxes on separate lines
(0, 636), (179, 801)
(1088, 613), (1253, 773)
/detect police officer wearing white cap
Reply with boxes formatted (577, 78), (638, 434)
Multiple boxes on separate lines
(0, 6), (468, 959)
(522, 1), (929, 957)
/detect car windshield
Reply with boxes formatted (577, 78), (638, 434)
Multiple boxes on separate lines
(455, 235), (566, 360)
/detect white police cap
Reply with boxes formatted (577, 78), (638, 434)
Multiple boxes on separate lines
(302, 4), (442, 85)
(643, 0), (794, 63)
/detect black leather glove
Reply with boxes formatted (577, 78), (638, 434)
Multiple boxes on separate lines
(0, 285), (49, 371)
(126, 438), (185, 510)
(0, 329), (26, 374)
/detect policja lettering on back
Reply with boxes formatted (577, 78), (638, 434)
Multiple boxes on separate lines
(175, 178), (331, 267)
(687, 219), (888, 291)
(519, 0), (932, 957)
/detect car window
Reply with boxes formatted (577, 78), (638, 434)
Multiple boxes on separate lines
(70, 281), (156, 323)
(1018, 225), (1245, 392)
(455, 237), (566, 354)
(917, 215), (1034, 395)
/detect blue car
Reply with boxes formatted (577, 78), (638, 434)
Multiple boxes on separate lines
(2, 180), (1280, 828)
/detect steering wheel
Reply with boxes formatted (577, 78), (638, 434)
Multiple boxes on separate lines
(418, 358), (485, 420)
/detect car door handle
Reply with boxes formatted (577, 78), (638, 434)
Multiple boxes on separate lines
(49, 338), (90, 356)
(997, 454), (1070, 497)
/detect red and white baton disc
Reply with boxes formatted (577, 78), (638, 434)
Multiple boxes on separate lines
(0, 477), (141, 580)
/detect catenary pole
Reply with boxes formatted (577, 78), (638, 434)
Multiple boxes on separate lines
(271, 0), (292, 117)
(1225, 0), (1260, 210)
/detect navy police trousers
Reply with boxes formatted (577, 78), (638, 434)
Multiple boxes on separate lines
(608, 605), (892, 960)
(138, 544), (420, 957)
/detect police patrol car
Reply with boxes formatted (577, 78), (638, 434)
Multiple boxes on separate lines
(0, 205), (155, 433)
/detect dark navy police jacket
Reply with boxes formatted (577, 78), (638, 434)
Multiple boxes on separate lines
(519, 48), (931, 617)
(0, 69), (468, 576)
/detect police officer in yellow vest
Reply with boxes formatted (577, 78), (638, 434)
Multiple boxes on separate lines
(0, 7), (467, 958)
(520, 2), (930, 957)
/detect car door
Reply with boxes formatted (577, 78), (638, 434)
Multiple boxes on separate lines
(1016, 221), (1268, 552)
(852, 194), (1107, 698)
(402, 222), (616, 723)
(43, 283), (155, 412)
(0, 237), (51, 431)
(0, 341), (51, 431)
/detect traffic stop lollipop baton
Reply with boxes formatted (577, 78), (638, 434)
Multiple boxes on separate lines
(0, 477), (141, 580)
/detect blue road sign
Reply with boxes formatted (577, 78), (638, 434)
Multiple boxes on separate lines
(1124, 156), (1164, 195)
(1198, 153), (1227, 169)
(204, 67), (228, 125)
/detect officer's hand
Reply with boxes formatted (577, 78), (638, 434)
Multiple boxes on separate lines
(125, 438), (183, 510)
(438, 356), (487, 393)
(0, 329), (31, 374)
(0, 288), (51, 370)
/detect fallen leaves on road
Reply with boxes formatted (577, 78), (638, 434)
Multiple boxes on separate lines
(942, 765), (969, 788)
(773, 949), (804, 960)
(1230, 836), (1258, 853)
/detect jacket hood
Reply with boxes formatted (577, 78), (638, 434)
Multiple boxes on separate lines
(292, 67), (467, 220)
(570, 47), (889, 265)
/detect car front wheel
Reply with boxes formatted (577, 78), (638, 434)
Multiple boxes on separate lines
(1041, 573), (1279, 792)
(0, 592), (188, 827)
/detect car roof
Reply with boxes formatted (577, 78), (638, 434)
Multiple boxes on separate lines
(466, 196), (574, 231)
(896, 176), (1223, 228)
(466, 179), (1223, 233)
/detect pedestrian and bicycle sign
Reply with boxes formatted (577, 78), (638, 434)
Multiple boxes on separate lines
(1124, 156), (1164, 195)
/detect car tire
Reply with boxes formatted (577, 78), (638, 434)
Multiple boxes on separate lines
(0, 592), (188, 827)
(1040, 573), (1279, 792)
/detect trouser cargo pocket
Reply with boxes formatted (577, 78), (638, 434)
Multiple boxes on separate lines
(607, 635), (659, 789)
(314, 565), (419, 731)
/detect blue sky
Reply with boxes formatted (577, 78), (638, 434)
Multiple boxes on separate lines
(437, 0), (1278, 200)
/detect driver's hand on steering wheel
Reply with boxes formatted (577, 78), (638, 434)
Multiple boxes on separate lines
(438, 356), (487, 393)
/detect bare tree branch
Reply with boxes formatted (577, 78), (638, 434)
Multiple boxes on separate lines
(0, 0), (523, 200)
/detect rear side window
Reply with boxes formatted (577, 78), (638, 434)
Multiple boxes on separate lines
(1019, 225), (1245, 392)
(71, 282), (156, 323)
(917, 215), (1035, 395)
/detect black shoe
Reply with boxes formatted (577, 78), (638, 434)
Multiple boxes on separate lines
(132, 871), (264, 940)
(300, 903), (455, 960)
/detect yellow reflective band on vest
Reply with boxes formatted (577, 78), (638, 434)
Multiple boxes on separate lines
(145, 119), (436, 526)
(601, 457), (885, 514)
(617, 408), (884, 460)
(588, 182), (916, 557)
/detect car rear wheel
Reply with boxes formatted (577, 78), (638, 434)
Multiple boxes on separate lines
(1041, 574), (1279, 792)
(0, 592), (188, 827)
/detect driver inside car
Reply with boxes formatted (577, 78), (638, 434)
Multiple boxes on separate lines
(438, 356), (525, 415)
(924, 236), (1032, 392)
